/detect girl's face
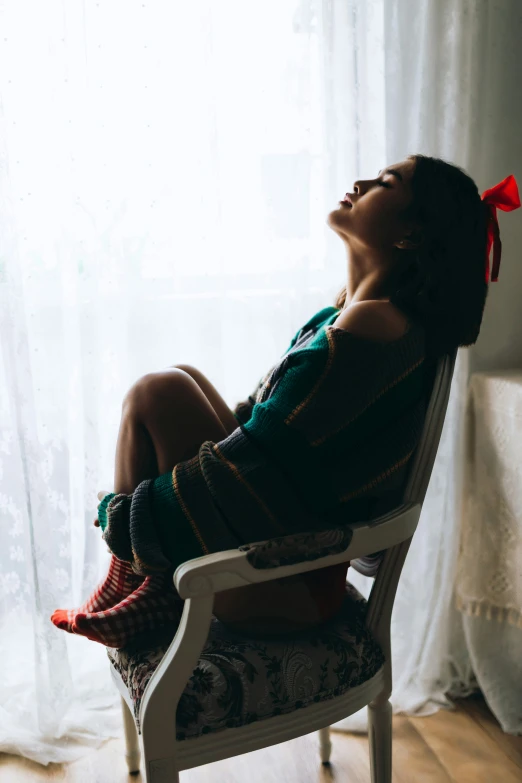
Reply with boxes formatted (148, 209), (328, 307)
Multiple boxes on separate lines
(327, 158), (417, 250)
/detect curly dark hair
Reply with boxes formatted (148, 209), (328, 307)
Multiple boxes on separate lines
(334, 154), (490, 360)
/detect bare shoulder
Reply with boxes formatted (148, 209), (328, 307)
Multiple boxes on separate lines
(332, 300), (411, 343)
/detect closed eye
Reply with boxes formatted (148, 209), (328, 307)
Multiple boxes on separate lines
(377, 179), (392, 188)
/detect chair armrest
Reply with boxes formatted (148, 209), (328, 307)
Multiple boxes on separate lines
(173, 502), (421, 599)
(140, 502), (421, 741)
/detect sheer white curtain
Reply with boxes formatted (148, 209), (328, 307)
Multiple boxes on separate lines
(0, 0), (515, 765)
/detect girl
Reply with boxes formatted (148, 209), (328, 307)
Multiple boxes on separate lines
(51, 154), (519, 647)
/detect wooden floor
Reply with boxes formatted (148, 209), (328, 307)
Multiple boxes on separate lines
(1, 694), (521, 782)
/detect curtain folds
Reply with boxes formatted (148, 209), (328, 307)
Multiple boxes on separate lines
(0, 0), (518, 764)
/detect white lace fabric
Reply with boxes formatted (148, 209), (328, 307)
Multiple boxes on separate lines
(456, 371), (522, 628)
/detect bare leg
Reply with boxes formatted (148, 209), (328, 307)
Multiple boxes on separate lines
(113, 367), (230, 494)
(52, 368), (232, 636)
(172, 364), (238, 436)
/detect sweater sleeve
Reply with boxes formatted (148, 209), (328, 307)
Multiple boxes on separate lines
(232, 320), (306, 425)
(232, 376), (265, 425)
(97, 492), (116, 533)
(97, 471), (207, 573)
(231, 307), (338, 425)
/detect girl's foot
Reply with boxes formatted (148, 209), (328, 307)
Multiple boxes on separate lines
(51, 555), (143, 633)
(71, 573), (183, 648)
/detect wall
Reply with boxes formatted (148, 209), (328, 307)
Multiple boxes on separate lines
(468, 1), (522, 375)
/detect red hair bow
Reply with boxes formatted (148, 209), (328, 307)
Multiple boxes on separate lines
(481, 174), (521, 283)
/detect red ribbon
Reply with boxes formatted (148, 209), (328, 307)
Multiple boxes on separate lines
(481, 174), (521, 283)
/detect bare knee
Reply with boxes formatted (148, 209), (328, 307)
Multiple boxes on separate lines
(122, 368), (197, 417)
(172, 363), (197, 373)
(121, 368), (228, 470)
(171, 364), (203, 384)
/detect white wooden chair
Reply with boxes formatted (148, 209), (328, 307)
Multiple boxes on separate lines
(110, 347), (457, 783)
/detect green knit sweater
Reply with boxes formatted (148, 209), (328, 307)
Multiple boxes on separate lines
(97, 306), (431, 575)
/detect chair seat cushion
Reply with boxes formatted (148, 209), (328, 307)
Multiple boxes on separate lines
(106, 581), (384, 739)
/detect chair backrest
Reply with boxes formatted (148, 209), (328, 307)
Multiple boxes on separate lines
(351, 347), (458, 578)
(402, 349), (459, 506)
(347, 346), (458, 687)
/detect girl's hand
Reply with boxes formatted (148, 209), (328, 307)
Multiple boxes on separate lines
(94, 489), (111, 527)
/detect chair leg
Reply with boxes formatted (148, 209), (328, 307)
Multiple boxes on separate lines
(147, 759), (180, 782)
(121, 695), (141, 774)
(368, 698), (392, 783)
(318, 726), (332, 764)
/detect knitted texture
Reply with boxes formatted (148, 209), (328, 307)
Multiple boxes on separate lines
(98, 306), (431, 576)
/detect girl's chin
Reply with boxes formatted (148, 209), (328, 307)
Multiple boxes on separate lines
(326, 209), (351, 227)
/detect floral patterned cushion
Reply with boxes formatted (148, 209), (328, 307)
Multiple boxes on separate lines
(106, 581), (384, 739)
(238, 526), (354, 569)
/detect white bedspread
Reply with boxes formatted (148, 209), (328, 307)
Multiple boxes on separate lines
(457, 370), (522, 628)
(456, 370), (522, 733)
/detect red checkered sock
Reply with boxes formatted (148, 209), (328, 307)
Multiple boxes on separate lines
(71, 573), (183, 649)
(51, 555), (143, 633)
